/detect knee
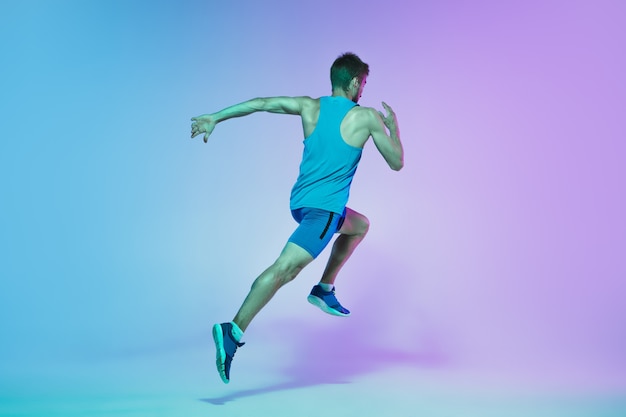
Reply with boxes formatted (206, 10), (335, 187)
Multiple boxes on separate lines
(271, 259), (305, 286)
(358, 215), (370, 237)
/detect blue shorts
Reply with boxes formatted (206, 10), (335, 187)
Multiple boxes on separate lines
(288, 207), (346, 258)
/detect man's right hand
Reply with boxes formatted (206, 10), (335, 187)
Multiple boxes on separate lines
(191, 114), (217, 143)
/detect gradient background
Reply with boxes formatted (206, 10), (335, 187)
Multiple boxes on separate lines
(1, 0), (625, 416)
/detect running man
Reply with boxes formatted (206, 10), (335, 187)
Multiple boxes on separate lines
(190, 53), (403, 384)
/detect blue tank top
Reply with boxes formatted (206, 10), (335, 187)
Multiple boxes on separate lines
(290, 96), (362, 214)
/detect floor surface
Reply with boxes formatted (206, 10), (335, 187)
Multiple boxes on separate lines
(2, 336), (625, 417)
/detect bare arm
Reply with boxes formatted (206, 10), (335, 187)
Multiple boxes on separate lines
(370, 102), (404, 171)
(191, 96), (311, 143)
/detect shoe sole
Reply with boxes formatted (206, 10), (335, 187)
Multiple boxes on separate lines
(212, 324), (230, 384)
(307, 295), (350, 317)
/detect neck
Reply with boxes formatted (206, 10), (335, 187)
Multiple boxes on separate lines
(331, 88), (354, 101)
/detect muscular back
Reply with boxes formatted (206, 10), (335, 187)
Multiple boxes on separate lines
(300, 97), (376, 149)
(264, 94), (401, 171)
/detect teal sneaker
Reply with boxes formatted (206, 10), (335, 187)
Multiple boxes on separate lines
(212, 322), (244, 384)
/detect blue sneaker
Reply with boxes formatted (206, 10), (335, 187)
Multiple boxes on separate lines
(212, 322), (244, 384)
(307, 285), (351, 316)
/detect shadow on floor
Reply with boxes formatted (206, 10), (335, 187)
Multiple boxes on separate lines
(200, 299), (446, 404)
(200, 339), (440, 405)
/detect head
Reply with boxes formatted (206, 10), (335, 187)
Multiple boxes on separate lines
(330, 52), (369, 103)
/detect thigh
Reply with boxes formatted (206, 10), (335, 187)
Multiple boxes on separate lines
(337, 207), (370, 236)
(288, 208), (343, 258)
(275, 242), (315, 270)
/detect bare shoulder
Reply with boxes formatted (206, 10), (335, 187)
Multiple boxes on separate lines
(345, 105), (380, 128)
(294, 96), (319, 118)
(299, 96), (320, 109)
(300, 95), (319, 103)
(300, 97), (321, 137)
(341, 105), (381, 148)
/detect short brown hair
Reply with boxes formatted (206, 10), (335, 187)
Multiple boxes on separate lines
(330, 52), (369, 91)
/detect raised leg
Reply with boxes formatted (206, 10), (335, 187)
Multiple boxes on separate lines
(320, 207), (369, 286)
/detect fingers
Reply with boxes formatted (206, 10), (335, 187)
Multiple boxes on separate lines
(191, 120), (205, 138)
(378, 106), (390, 120)
(191, 123), (198, 138)
(191, 115), (214, 142)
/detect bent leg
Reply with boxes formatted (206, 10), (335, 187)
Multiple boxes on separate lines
(233, 242), (313, 331)
(320, 207), (370, 286)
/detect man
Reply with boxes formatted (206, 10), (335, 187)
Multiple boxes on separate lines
(190, 52), (403, 384)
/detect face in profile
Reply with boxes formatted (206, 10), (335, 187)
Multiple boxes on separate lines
(353, 76), (367, 103)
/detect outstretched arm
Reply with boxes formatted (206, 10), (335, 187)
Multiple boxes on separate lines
(370, 102), (404, 171)
(191, 96), (310, 143)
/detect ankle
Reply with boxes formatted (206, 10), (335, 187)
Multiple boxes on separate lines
(230, 321), (244, 342)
